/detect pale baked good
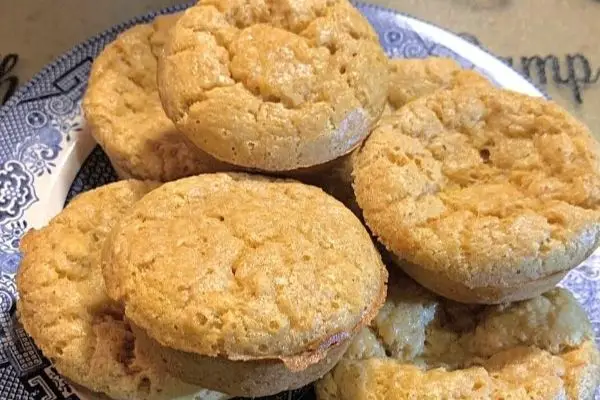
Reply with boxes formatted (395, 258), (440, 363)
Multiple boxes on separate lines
(102, 173), (388, 396)
(319, 57), (490, 214)
(16, 181), (226, 400)
(83, 14), (233, 181)
(317, 272), (600, 400)
(354, 86), (600, 303)
(157, 0), (389, 171)
(387, 57), (490, 111)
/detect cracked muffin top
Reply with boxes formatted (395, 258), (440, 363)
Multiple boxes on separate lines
(83, 14), (234, 182)
(16, 181), (225, 400)
(102, 173), (387, 369)
(353, 86), (600, 301)
(157, 0), (389, 171)
(317, 272), (600, 400)
(318, 57), (491, 214)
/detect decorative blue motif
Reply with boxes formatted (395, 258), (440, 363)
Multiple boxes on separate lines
(24, 112), (46, 130)
(48, 103), (82, 142)
(0, 221), (27, 253)
(572, 254), (600, 281)
(47, 97), (74, 117)
(15, 127), (62, 177)
(0, 253), (20, 276)
(0, 93), (77, 231)
(50, 116), (82, 143)
(0, 162), (36, 225)
(0, 2), (595, 399)
(0, 274), (63, 400)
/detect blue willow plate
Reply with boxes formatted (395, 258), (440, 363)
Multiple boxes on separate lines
(0, 2), (596, 400)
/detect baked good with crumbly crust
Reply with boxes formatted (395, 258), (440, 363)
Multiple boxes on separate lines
(83, 14), (234, 181)
(318, 57), (490, 215)
(387, 57), (490, 111)
(157, 0), (389, 171)
(317, 272), (600, 400)
(353, 86), (600, 303)
(16, 181), (227, 400)
(101, 172), (388, 397)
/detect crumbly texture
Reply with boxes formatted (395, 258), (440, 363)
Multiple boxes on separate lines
(318, 57), (490, 215)
(157, 0), (389, 171)
(317, 273), (600, 399)
(353, 86), (600, 303)
(16, 181), (226, 400)
(103, 173), (387, 363)
(83, 14), (234, 182)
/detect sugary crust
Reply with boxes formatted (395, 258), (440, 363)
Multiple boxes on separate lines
(83, 15), (234, 181)
(354, 86), (600, 303)
(317, 273), (600, 399)
(16, 181), (225, 400)
(157, 0), (389, 171)
(102, 173), (387, 363)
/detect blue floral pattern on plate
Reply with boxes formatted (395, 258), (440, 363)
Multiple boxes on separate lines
(0, 2), (595, 399)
